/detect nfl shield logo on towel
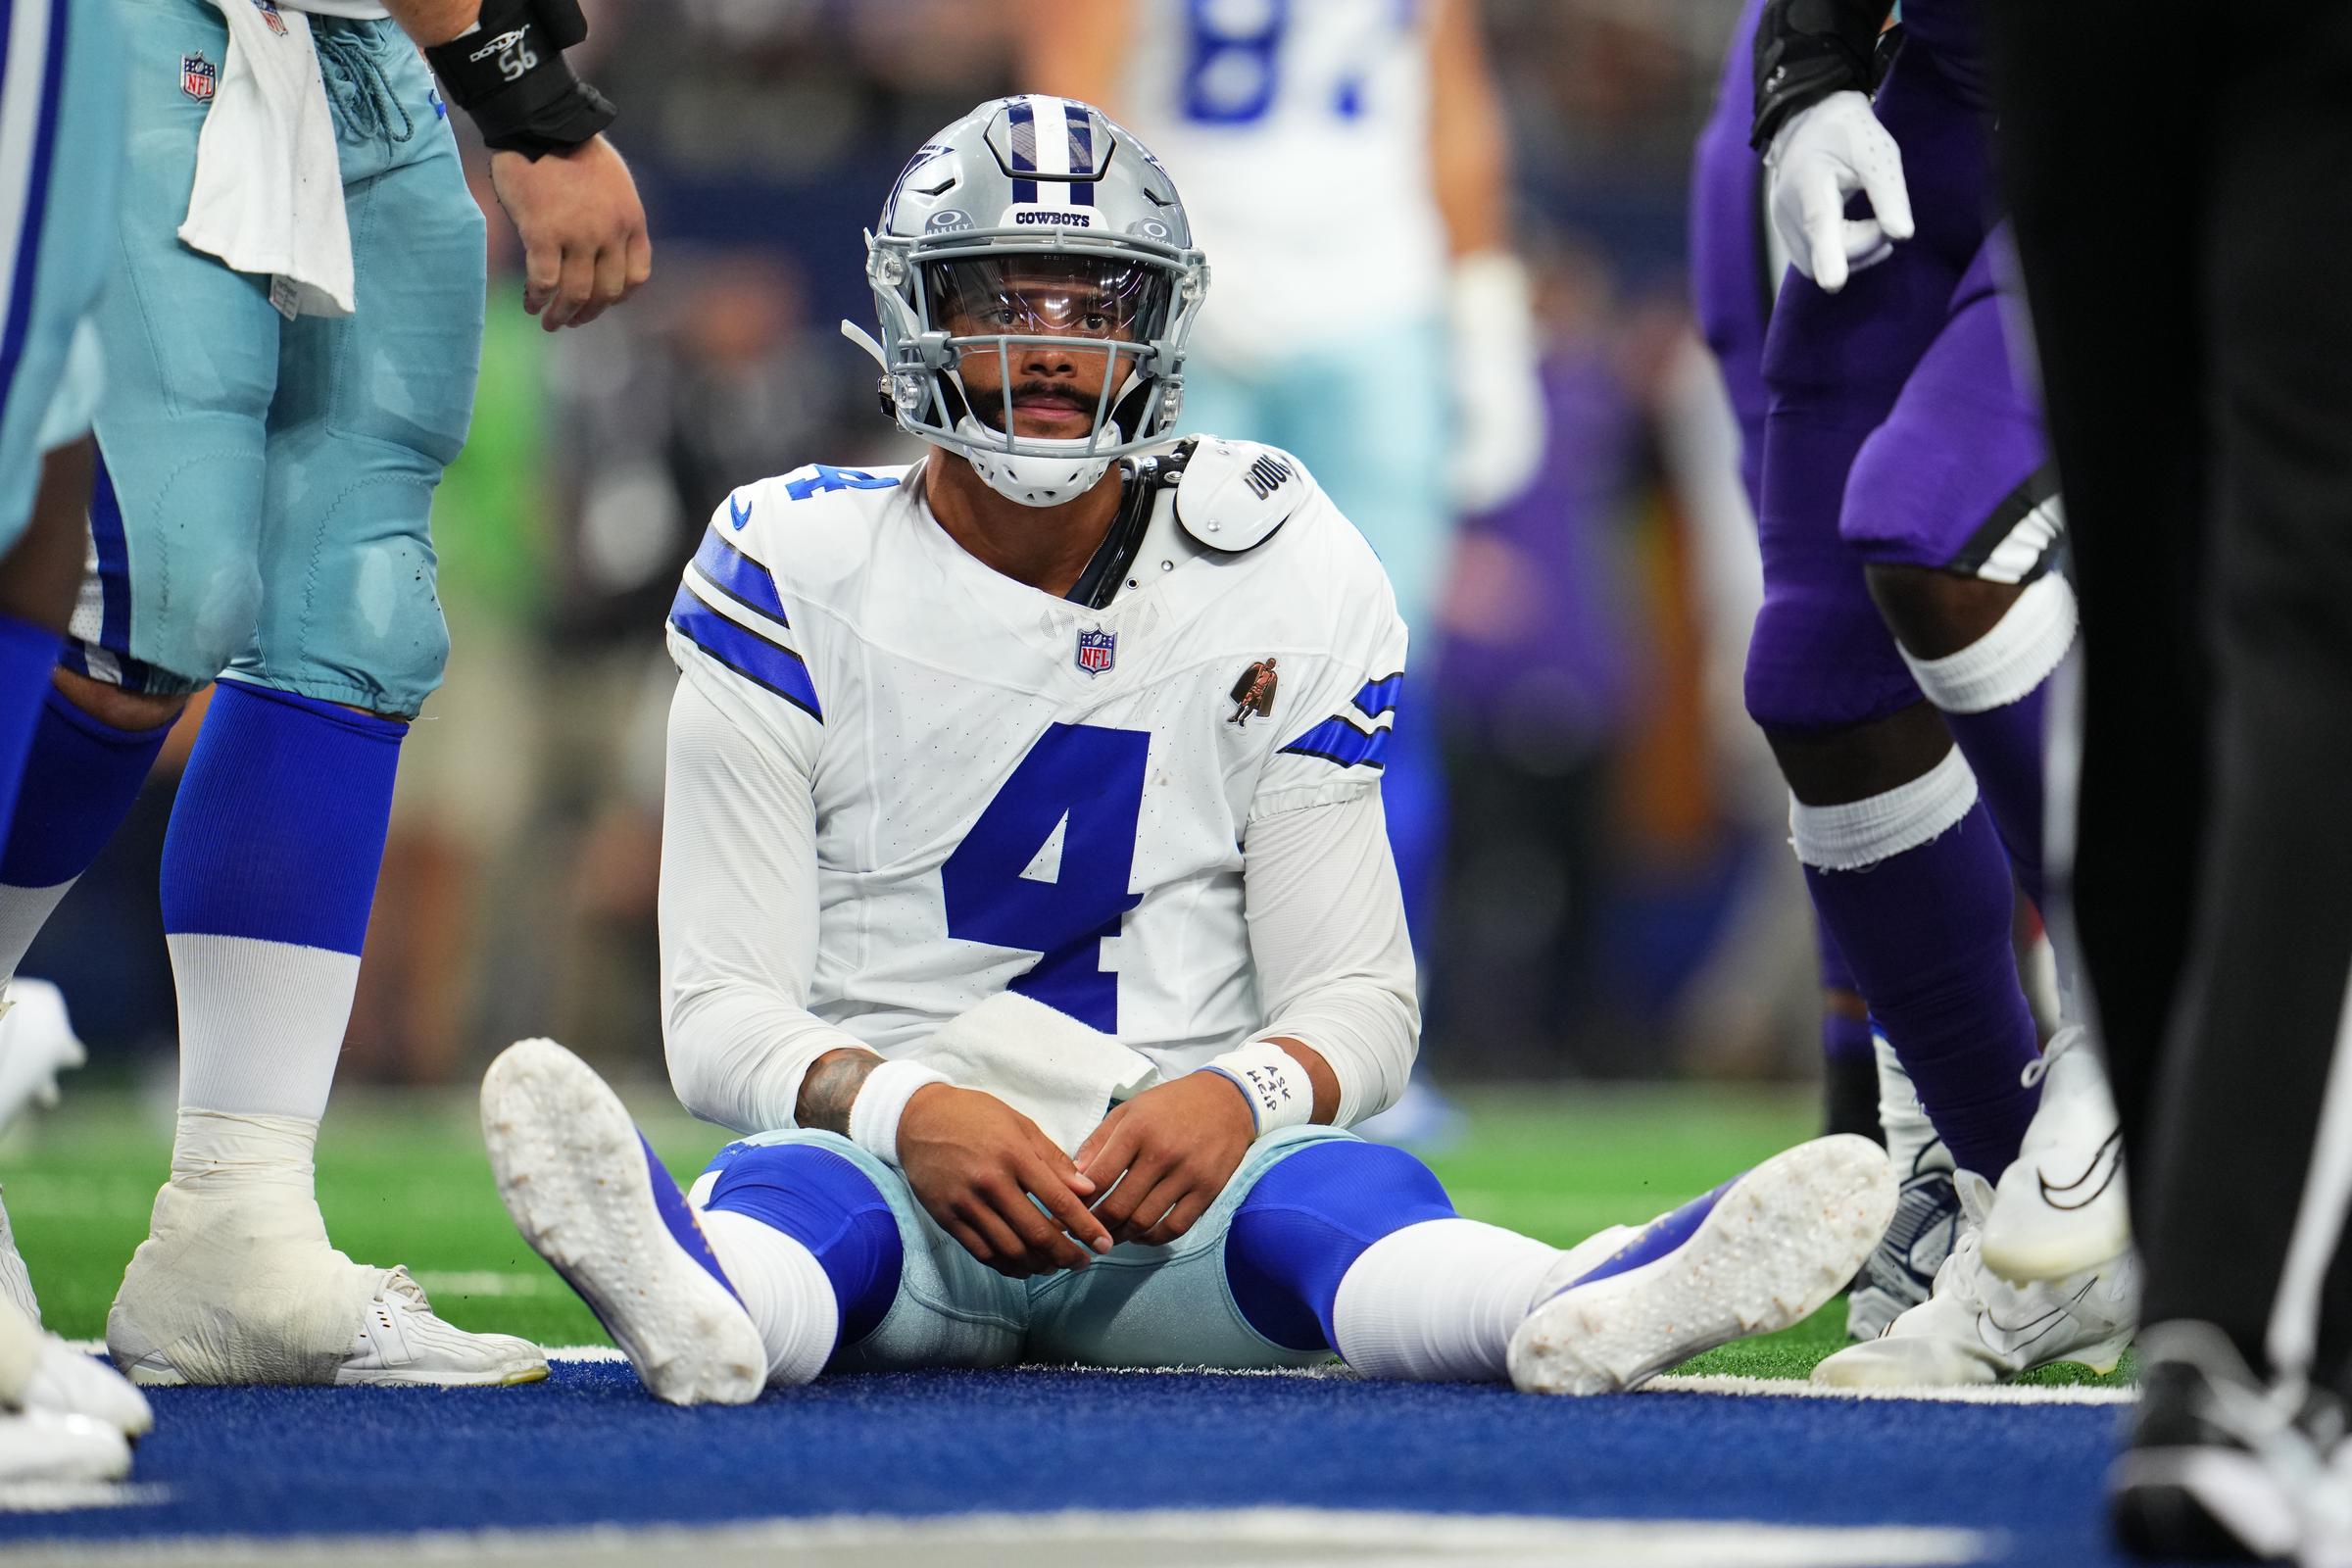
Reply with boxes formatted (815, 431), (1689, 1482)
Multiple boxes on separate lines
(1075, 627), (1115, 676)
(181, 51), (216, 102)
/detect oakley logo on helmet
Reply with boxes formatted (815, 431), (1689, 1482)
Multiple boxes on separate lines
(925, 209), (975, 233)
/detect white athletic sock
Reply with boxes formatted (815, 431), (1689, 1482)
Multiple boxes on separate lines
(169, 935), (356, 1123)
(1332, 1217), (1561, 1382)
(1874, 1032), (1951, 1181)
(698, 1208), (840, 1388)
(0, 880), (74, 988)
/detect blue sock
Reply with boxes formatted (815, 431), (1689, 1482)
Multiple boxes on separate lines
(1802, 804), (2041, 1178)
(161, 681), (402, 1119)
(702, 1142), (904, 1343)
(1224, 1141), (1457, 1350)
(0, 614), (58, 846)
(0, 680), (172, 976)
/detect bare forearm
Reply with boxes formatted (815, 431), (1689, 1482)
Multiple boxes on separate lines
(1266, 1036), (1342, 1124)
(1428, 0), (1510, 257)
(795, 1047), (886, 1135)
(380, 0), (480, 49)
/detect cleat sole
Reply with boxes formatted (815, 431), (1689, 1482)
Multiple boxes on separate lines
(1508, 1135), (1895, 1396)
(482, 1039), (764, 1406)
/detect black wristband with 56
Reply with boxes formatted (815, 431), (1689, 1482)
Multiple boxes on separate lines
(424, 0), (615, 160)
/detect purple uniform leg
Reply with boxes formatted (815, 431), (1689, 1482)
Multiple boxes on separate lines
(1843, 233), (2064, 903)
(1745, 45), (2042, 1181)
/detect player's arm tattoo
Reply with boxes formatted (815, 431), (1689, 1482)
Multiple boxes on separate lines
(797, 1048), (887, 1135)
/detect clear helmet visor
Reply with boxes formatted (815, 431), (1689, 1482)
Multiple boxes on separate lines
(921, 254), (1175, 446)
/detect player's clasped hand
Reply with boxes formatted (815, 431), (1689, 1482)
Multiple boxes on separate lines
(896, 1085), (1114, 1279)
(488, 136), (653, 332)
(1075, 1074), (1257, 1249)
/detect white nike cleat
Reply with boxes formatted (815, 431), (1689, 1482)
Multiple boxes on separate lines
(108, 1160), (547, 1389)
(1981, 1025), (2131, 1283)
(333, 1267), (547, 1388)
(0, 1407), (129, 1485)
(482, 1038), (765, 1406)
(0, 979), (84, 1136)
(1845, 1035), (1960, 1342)
(1813, 1168), (2136, 1389)
(25, 1340), (151, 1440)
(1508, 1135), (1895, 1396)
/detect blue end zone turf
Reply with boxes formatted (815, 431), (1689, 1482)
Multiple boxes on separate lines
(0, 1360), (2147, 1565)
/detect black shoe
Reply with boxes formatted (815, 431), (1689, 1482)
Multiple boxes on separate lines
(2111, 1321), (2345, 1561)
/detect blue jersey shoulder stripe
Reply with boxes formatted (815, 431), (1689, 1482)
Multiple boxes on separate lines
(668, 585), (820, 721)
(1279, 716), (1390, 771)
(690, 527), (789, 627)
(1350, 672), (1404, 719)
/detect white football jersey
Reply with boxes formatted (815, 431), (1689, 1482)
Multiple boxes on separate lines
(663, 440), (1407, 1083)
(1116, 0), (1446, 365)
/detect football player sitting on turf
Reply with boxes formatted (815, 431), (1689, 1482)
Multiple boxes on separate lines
(480, 97), (1897, 1402)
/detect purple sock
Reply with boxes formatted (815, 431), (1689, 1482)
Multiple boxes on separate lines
(1803, 804), (2042, 1178)
(1817, 919), (1881, 1142)
(1940, 683), (2048, 909)
(0, 614), (59, 842)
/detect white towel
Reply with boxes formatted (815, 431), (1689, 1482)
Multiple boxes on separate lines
(177, 0), (354, 318)
(904, 993), (1161, 1157)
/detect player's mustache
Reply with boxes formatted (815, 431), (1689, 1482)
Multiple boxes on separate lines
(967, 381), (1099, 424)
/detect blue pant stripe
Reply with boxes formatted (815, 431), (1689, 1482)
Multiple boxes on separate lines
(0, 0), (68, 442)
(88, 445), (129, 655)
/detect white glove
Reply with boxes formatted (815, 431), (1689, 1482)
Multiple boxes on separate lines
(1446, 250), (1547, 514)
(1765, 90), (1915, 294)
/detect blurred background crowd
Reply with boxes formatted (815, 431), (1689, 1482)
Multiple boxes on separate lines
(31, 0), (1831, 1101)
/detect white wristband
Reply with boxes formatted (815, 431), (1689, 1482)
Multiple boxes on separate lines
(846, 1059), (951, 1168)
(1201, 1041), (1313, 1136)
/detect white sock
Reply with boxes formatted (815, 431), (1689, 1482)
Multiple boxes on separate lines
(1332, 1217), (1561, 1382)
(0, 879), (75, 987)
(698, 1208), (840, 1388)
(1874, 1032), (1951, 1181)
(169, 934), (356, 1123)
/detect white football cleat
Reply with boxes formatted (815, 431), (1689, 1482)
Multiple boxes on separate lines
(0, 979), (84, 1136)
(25, 1339), (151, 1440)
(0, 1407), (130, 1485)
(1508, 1134), (1895, 1396)
(108, 1162), (547, 1389)
(482, 1038), (765, 1406)
(1813, 1168), (2136, 1389)
(1845, 1035), (1960, 1342)
(1981, 1025), (2131, 1283)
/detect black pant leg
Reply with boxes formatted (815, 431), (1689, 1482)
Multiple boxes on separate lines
(1983, 1), (2212, 1206)
(2145, 5), (2352, 1381)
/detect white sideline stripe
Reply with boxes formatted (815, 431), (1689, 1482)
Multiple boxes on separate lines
(55, 1343), (2131, 1402)
(0, 1507), (1990, 1567)
(1650, 1373), (2134, 1405)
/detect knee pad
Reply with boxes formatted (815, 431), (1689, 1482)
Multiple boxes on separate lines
(1226, 1141), (1455, 1350)
(1743, 577), (1922, 734)
(700, 1143), (903, 1343)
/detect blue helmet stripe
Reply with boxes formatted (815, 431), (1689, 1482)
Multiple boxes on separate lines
(1065, 103), (1094, 204)
(1006, 96), (1039, 204)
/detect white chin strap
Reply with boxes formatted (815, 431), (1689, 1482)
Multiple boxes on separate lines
(952, 416), (1112, 508)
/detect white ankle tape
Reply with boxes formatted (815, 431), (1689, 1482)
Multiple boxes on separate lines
(1789, 747), (1979, 872)
(847, 1060), (950, 1168)
(1899, 572), (2078, 714)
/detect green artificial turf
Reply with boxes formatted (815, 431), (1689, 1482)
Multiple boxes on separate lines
(0, 1081), (2131, 1386)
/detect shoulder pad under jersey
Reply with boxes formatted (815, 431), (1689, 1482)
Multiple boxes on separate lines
(1172, 437), (1308, 553)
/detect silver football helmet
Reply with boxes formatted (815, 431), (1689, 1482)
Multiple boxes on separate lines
(845, 95), (1209, 508)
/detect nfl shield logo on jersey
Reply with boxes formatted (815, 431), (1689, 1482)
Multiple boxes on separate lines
(181, 51), (217, 102)
(1074, 627), (1115, 676)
